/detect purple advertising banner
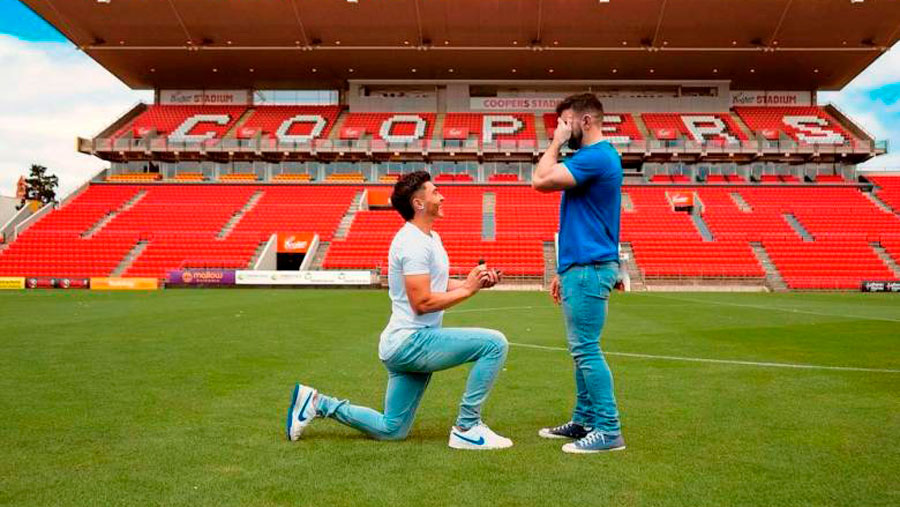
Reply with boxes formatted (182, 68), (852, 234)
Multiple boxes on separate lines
(167, 269), (236, 286)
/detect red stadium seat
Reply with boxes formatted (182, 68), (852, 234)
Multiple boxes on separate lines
(4, 180), (898, 287)
(642, 113), (748, 143)
(444, 113), (536, 144)
(114, 105), (247, 141)
(237, 106), (341, 142)
(543, 113), (643, 144)
(340, 113), (436, 143)
(734, 107), (852, 145)
(325, 186), (545, 277)
(868, 175), (900, 213)
(0, 184), (359, 280)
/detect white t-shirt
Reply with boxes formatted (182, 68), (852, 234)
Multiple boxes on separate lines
(379, 221), (450, 360)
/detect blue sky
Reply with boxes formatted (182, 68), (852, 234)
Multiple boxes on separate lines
(0, 0), (66, 42)
(0, 0), (897, 196)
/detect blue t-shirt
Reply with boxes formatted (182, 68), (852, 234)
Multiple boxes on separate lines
(557, 140), (622, 274)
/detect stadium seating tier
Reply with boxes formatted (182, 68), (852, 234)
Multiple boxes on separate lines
(3, 181), (898, 289)
(734, 107), (852, 145)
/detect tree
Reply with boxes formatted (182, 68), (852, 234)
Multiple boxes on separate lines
(17, 164), (59, 210)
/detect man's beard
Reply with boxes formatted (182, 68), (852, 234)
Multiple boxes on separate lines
(567, 131), (583, 150)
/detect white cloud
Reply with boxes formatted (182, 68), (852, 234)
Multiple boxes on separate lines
(0, 35), (150, 198)
(0, 35), (897, 200)
(839, 44), (900, 92)
(818, 42), (900, 172)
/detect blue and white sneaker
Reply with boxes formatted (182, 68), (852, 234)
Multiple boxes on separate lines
(285, 383), (318, 441)
(562, 431), (626, 454)
(538, 421), (592, 440)
(448, 422), (513, 450)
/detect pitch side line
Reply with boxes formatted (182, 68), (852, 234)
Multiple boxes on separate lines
(449, 303), (692, 314)
(451, 298), (900, 323)
(509, 342), (900, 373)
(648, 293), (900, 324)
(449, 305), (538, 314)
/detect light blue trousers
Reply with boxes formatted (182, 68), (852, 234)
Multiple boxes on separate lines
(560, 262), (622, 436)
(316, 327), (508, 440)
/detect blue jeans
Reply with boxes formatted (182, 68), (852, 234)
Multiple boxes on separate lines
(316, 327), (508, 440)
(560, 262), (621, 435)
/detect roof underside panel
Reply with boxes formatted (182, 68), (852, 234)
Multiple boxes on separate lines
(22, 0), (900, 90)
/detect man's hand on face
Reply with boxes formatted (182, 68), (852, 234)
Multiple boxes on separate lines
(553, 118), (572, 146)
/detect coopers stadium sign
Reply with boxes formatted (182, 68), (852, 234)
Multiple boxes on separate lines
(731, 91), (812, 107)
(159, 90), (250, 105)
(471, 97), (563, 111)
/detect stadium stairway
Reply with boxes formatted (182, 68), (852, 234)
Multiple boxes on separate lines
(225, 109), (256, 139)
(327, 111), (348, 140)
(308, 241), (330, 270)
(619, 242), (646, 291)
(868, 176), (900, 212)
(728, 111), (754, 140)
(309, 190), (365, 269)
(111, 239), (149, 276)
(482, 192), (496, 241)
(691, 214), (715, 241)
(218, 190), (265, 239)
(246, 239), (270, 269)
(82, 189), (147, 238)
(334, 190), (365, 240)
(750, 242), (788, 291)
(542, 240), (557, 288)
(533, 115), (547, 140)
(863, 190), (895, 214)
(870, 243), (900, 278)
(621, 192), (635, 212)
(433, 113), (446, 140)
(632, 115), (651, 140)
(783, 213), (814, 241)
(729, 192), (753, 212)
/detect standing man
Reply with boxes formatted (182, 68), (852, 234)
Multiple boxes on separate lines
(286, 171), (513, 450)
(532, 93), (625, 453)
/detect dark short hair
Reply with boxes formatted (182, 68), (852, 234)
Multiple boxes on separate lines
(556, 93), (604, 118)
(391, 171), (431, 220)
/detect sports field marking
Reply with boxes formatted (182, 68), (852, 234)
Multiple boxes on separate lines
(450, 305), (538, 314)
(453, 297), (900, 323)
(449, 303), (692, 314)
(509, 342), (900, 374)
(647, 293), (900, 324)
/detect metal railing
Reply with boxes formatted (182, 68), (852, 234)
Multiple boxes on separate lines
(82, 136), (886, 157)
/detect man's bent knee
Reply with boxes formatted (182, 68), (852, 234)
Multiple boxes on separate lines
(377, 419), (412, 441)
(486, 329), (508, 356)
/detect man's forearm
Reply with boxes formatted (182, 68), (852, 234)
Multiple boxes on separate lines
(447, 278), (465, 291)
(534, 139), (563, 181)
(413, 287), (473, 315)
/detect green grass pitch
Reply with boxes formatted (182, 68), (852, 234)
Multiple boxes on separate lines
(1, 289), (898, 505)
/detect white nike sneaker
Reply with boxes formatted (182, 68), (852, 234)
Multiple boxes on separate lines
(285, 383), (318, 441)
(448, 422), (513, 450)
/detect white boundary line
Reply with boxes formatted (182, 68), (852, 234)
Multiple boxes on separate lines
(449, 298), (900, 322)
(449, 303), (693, 314)
(509, 342), (900, 374)
(647, 293), (900, 324)
(450, 305), (538, 314)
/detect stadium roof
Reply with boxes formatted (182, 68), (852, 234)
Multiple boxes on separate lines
(22, 0), (900, 91)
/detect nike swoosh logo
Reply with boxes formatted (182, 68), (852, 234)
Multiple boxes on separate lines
(453, 432), (485, 445)
(296, 391), (313, 422)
